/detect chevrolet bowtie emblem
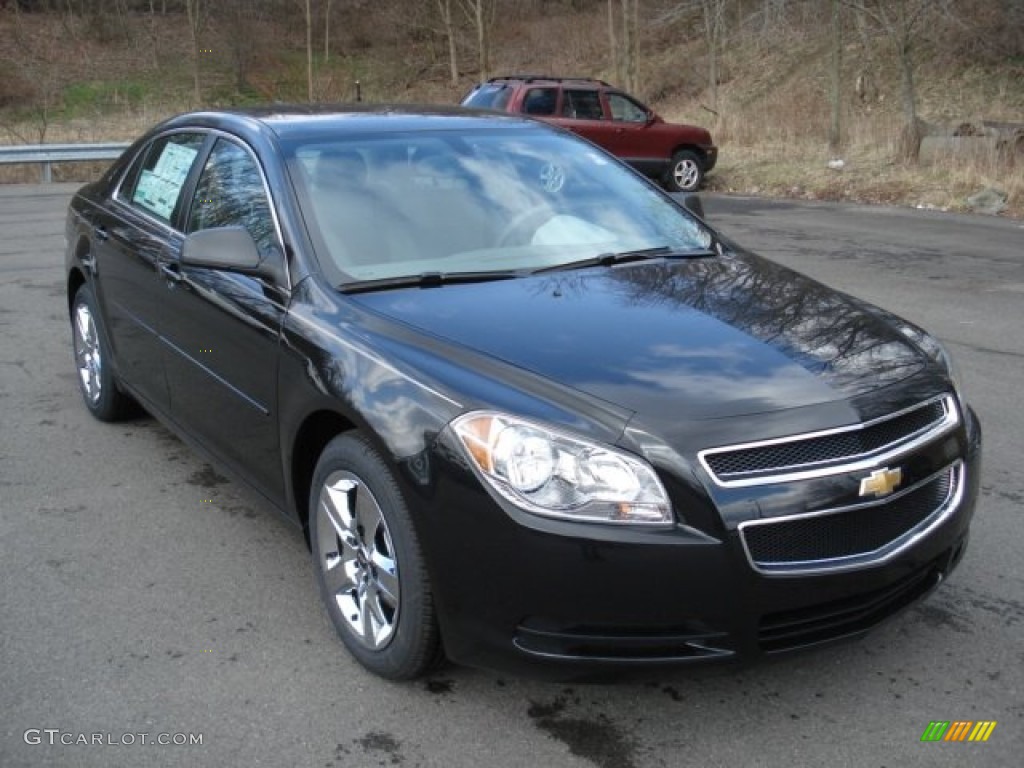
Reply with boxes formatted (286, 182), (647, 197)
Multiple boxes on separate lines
(859, 467), (903, 498)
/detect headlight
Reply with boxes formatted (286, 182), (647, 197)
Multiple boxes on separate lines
(451, 412), (672, 525)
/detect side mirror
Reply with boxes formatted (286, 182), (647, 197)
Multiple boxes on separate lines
(182, 226), (286, 286)
(680, 193), (705, 219)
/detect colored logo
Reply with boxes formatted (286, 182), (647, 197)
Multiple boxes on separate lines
(921, 721), (997, 742)
(859, 467), (903, 498)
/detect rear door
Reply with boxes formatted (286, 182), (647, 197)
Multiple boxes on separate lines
(96, 131), (207, 413)
(160, 136), (288, 499)
(555, 88), (620, 151)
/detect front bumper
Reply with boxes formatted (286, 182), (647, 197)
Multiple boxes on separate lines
(410, 406), (980, 677)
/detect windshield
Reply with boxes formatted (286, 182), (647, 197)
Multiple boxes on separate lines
(462, 83), (513, 110)
(285, 126), (713, 286)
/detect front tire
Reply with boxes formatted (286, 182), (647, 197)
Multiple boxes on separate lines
(309, 433), (441, 679)
(664, 149), (704, 193)
(71, 283), (135, 422)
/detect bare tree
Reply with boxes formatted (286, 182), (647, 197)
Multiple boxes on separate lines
(304, 0), (313, 101)
(437, 0), (459, 85)
(828, 0), (842, 152)
(184, 0), (204, 105)
(607, 0), (620, 85)
(459, 0), (494, 82)
(700, 0), (727, 110)
(607, 0), (638, 90)
(661, 0), (728, 109)
(219, 0), (269, 92)
(842, 0), (940, 162)
(621, 0), (639, 92)
(324, 0), (333, 62)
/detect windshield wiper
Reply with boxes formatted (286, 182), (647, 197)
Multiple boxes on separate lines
(339, 270), (521, 294)
(531, 246), (715, 275)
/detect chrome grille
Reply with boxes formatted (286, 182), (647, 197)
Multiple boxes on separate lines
(739, 462), (962, 575)
(700, 395), (956, 487)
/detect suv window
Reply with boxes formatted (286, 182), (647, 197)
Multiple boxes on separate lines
(463, 83), (512, 110)
(561, 89), (604, 120)
(522, 87), (558, 116)
(187, 138), (277, 257)
(126, 132), (205, 224)
(607, 93), (648, 123)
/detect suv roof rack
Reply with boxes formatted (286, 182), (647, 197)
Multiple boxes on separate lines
(486, 75), (612, 87)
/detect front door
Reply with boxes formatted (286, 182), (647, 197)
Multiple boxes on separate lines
(160, 137), (287, 500)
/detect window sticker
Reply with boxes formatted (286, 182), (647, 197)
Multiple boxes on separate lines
(133, 141), (198, 220)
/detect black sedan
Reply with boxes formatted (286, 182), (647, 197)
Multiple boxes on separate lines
(65, 106), (981, 680)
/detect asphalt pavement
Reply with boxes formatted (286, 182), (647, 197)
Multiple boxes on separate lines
(1, 184), (1021, 767)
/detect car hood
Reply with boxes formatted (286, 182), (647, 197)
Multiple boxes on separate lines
(351, 252), (927, 422)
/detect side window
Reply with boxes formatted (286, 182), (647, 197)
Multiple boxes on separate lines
(126, 133), (205, 224)
(561, 90), (604, 120)
(187, 138), (277, 257)
(607, 93), (649, 123)
(522, 87), (558, 116)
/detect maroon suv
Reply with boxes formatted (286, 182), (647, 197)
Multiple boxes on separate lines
(461, 75), (717, 192)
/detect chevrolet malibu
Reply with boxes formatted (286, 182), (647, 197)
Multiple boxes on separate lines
(65, 106), (981, 680)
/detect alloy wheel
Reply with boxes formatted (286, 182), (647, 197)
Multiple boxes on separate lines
(315, 471), (400, 649)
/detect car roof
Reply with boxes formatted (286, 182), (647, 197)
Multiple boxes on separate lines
(156, 104), (539, 142)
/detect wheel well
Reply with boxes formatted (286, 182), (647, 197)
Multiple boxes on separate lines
(672, 145), (705, 165)
(291, 410), (357, 544)
(67, 268), (86, 314)
(67, 237), (91, 313)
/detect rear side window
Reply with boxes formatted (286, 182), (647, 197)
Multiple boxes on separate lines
(561, 90), (604, 120)
(187, 138), (277, 257)
(522, 88), (558, 116)
(126, 133), (206, 224)
(463, 84), (512, 110)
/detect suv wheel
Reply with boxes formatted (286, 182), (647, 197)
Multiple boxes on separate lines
(665, 150), (703, 193)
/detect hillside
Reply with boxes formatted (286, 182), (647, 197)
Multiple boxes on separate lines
(1, 0), (1021, 215)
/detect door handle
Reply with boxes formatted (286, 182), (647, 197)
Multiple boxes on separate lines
(94, 225), (109, 241)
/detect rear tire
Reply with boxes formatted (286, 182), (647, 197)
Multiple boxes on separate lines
(70, 283), (136, 422)
(664, 150), (704, 193)
(309, 433), (442, 679)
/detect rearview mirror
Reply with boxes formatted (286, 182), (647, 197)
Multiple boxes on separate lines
(183, 226), (260, 270)
(182, 226), (286, 286)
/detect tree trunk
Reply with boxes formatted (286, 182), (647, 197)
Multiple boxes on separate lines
(475, 1), (488, 83)
(828, 0), (842, 152)
(896, 38), (921, 161)
(324, 0), (332, 63)
(608, 0), (619, 86)
(185, 0), (201, 106)
(305, 0), (313, 101)
(702, 0), (722, 110)
(439, 0), (458, 85)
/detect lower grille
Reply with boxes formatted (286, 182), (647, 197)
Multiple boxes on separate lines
(740, 462), (961, 574)
(758, 557), (944, 652)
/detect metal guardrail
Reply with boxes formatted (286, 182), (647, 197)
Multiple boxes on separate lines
(0, 143), (129, 183)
